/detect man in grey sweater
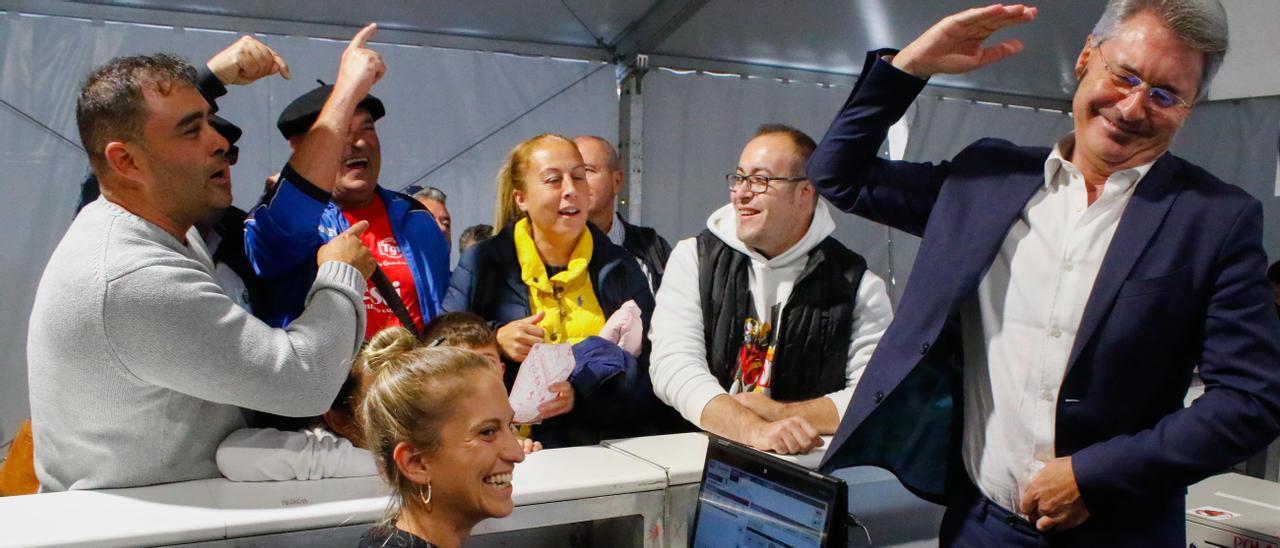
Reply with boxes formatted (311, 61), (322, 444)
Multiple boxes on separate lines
(27, 25), (386, 491)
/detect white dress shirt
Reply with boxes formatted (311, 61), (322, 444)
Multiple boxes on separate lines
(960, 134), (1154, 516)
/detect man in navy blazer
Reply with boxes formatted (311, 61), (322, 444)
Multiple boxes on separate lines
(810, 2), (1280, 545)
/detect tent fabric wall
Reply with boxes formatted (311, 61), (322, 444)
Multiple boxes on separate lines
(639, 68), (894, 289)
(639, 69), (1079, 305)
(636, 66), (1280, 306)
(1169, 97), (1280, 262)
(4, 11), (1278, 452)
(0, 12), (617, 443)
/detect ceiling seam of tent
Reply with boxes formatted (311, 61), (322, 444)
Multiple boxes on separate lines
(558, 0), (609, 51)
(398, 62), (611, 191)
(1, 2), (612, 64)
(0, 96), (85, 153)
(649, 61), (1073, 113)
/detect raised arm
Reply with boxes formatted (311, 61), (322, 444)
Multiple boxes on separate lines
(197, 34), (291, 110)
(288, 23), (382, 190)
(105, 253), (369, 418)
(245, 24), (385, 277)
(206, 35), (291, 87)
(891, 4), (1035, 79)
(807, 4), (1037, 236)
(216, 427), (376, 481)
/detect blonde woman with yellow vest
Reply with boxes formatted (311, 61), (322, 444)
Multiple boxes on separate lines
(443, 134), (688, 447)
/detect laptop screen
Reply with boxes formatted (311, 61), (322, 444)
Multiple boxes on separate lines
(691, 436), (844, 547)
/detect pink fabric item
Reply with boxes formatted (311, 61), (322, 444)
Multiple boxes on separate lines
(599, 300), (643, 356)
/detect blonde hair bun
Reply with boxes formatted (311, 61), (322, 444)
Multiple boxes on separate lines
(361, 326), (419, 373)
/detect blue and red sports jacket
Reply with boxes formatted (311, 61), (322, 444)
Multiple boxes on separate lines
(245, 165), (449, 329)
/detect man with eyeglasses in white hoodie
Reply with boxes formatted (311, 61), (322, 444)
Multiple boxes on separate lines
(649, 124), (893, 455)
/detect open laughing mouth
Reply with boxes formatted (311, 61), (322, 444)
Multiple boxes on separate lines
(557, 206), (581, 218)
(343, 157), (370, 172)
(737, 207), (760, 218)
(482, 472), (513, 488)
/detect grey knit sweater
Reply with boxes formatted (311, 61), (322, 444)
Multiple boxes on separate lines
(27, 198), (367, 491)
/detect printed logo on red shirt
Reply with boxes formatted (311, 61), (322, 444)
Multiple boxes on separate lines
(341, 195), (423, 339)
(377, 237), (403, 259)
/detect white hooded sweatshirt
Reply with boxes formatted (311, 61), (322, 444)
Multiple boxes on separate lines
(649, 200), (893, 428)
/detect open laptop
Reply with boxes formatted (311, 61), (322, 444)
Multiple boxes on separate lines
(691, 435), (849, 547)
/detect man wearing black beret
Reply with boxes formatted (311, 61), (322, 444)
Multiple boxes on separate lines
(245, 24), (450, 339)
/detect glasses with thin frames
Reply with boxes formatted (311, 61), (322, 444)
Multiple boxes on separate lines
(726, 173), (806, 195)
(1094, 42), (1192, 111)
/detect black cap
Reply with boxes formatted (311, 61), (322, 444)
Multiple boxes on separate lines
(276, 84), (385, 139)
(209, 114), (241, 145)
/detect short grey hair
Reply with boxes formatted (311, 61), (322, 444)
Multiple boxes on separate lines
(1091, 0), (1228, 101)
(412, 186), (446, 204)
(573, 135), (620, 171)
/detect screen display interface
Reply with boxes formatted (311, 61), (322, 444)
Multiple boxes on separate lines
(692, 458), (831, 548)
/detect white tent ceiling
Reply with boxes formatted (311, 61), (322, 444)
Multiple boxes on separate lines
(8, 0), (1279, 104)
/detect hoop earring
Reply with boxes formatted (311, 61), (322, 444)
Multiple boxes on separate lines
(418, 481), (433, 510)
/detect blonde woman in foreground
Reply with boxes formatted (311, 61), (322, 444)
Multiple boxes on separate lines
(357, 327), (525, 548)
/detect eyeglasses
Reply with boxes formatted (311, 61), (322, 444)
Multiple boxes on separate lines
(1094, 42), (1192, 110)
(224, 145), (239, 166)
(725, 173), (806, 195)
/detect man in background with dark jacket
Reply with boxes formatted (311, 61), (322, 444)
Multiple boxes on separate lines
(575, 135), (672, 291)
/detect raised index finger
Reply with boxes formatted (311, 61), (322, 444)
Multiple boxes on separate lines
(274, 53), (292, 79)
(343, 219), (370, 237)
(348, 23), (378, 50)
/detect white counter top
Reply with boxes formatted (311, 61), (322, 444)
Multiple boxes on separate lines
(604, 433), (710, 485)
(0, 443), (668, 547)
(603, 432), (833, 485)
(206, 476), (390, 539)
(0, 479), (229, 547)
(510, 445), (668, 505)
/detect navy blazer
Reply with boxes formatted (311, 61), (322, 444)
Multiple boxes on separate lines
(810, 51), (1280, 544)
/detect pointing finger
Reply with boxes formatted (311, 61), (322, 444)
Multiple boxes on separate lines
(349, 23), (378, 50)
(343, 220), (370, 237)
(273, 52), (291, 79)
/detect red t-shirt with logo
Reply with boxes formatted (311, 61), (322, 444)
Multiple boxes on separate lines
(341, 194), (423, 339)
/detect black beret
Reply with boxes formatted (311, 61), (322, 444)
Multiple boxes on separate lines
(209, 114), (241, 145)
(276, 85), (385, 139)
